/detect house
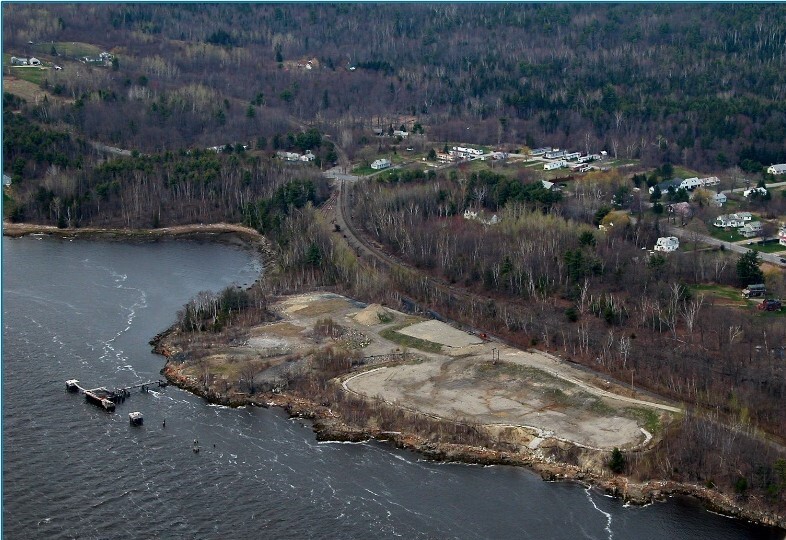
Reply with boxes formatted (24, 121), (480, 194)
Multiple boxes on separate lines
(545, 149), (566, 159)
(739, 221), (763, 238)
(371, 158), (391, 170)
(714, 212), (752, 228)
(654, 236), (679, 252)
(450, 146), (483, 159)
(529, 147), (551, 157)
(10, 56), (29, 66)
(712, 193), (727, 206)
(392, 130), (409, 138)
(299, 151), (315, 162)
(564, 152), (581, 161)
(743, 187), (767, 198)
(544, 160), (566, 171)
(28, 57), (41, 66)
(276, 151), (301, 161)
(463, 209), (478, 220)
(778, 225), (786, 247)
(767, 164), (786, 175)
(541, 180), (555, 190)
(435, 152), (454, 163)
(714, 214), (744, 228)
(649, 178), (682, 194)
(372, 128), (384, 136)
(3, 173), (12, 187)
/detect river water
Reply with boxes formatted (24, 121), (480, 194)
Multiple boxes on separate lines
(2, 236), (782, 539)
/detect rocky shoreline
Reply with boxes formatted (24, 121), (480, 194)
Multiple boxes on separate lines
(156, 344), (785, 531)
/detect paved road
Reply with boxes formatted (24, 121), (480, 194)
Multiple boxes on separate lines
(663, 225), (786, 267)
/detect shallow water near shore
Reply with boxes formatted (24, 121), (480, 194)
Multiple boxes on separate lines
(3, 236), (782, 539)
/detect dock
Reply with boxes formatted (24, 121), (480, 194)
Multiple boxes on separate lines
(65, 379), (168, 412)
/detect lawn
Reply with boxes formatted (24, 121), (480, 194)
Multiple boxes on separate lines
(35, 41), (102, 59)
(351, 165), (376, 176)
(379, 325), (443, 354)
(749, 242), (786, 254)
(707, 227), (745, 243)
(690, 284), (746, 304)
(9, 66), (48, 85)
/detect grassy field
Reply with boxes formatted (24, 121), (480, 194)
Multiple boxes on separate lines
(690, 284), (746, 304)
(8, 66), (48, 85)
(34, 41), (101, 59)
(351, 165), (376, 176)
(379, 325), (443, 353)
(707, 227), (746, 243)
(749, 242), (786, 254)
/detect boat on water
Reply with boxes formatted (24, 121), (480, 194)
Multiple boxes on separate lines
(128, 411), (143, 426)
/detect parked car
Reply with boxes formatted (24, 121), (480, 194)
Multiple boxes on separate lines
(758, 299), (782, 312)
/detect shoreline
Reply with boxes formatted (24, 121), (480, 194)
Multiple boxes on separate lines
(157, 345), (785, 531)
(7, 221), (784, 531)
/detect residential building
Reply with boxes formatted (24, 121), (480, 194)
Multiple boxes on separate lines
(371, 158), (391, 170)
(778, 225), (786, 247)
(564, 152), (581, 160)
(450, 146), (483, 159)
(3, 173), (12, 187)
(743, 187), (768, 198)
(393, 130), (409, 138)
(649, 178), (683, 194)
(299, 151), (315, 162)
(654, 236), (679, 252)
(544, 160), (566, 171)
(767, 163), (786, 175)
(545, 149), (566, 159)
(529, 147), (551, 156)
(714, 213), (749, 228)
(276, 151), (301, 161)
(739, 221), (763, 238)
(435, 152), (454, 163)
(712, 193), (727, 206)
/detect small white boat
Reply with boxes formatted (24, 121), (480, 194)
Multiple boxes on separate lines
(128, 412), (144, 426)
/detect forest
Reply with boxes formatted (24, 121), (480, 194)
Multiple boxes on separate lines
(4, 3), (786, 171)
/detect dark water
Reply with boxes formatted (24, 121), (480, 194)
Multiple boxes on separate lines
(2, 236), (782, 540)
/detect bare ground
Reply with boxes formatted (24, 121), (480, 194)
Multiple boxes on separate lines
(218, 293), (679, 450)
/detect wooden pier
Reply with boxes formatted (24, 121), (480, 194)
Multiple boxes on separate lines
(65, 379), (168, 412)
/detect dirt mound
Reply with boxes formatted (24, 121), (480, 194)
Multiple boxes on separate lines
(353, 304), (395, 326)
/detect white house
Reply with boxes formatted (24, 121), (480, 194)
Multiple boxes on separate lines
(3, 173), (12, 187)
(299, 151), (315, 162)
(712, 193), (727, 206)
(276, 151), (301, 161)
(767, 164), (786, 175)
(28, 57), (41, 66)
(778, 225), (786, 247)
(371, 158), (391, 170)
(544, 160), (566, 171)
(450, 146), (483, 159)
(392, 130), (409, 138)
(10, 56), (29, 66)
(529, 147), (551, 156)
(564, 152), (581, 160)
(736, 212), (753, 222)
(654, 237), (680, 252)
(739, 221), (763, 238)
(714, 214), (747, 228)
(743, 187), (767, 198)
(545, 149), (566, 159)
(435, 152), (454, 163)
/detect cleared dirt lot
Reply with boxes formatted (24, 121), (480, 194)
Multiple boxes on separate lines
(210, 293), (677, 449)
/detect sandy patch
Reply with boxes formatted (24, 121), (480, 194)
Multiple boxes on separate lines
(353, 304), (395, 326)
(398, 320), (484, 348)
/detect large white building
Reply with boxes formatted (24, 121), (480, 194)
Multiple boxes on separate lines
(544, 160), (566, 170)
(371, 158), (392, 170)
(767, 164), (786, 175)
(654, 237), (680, 252)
